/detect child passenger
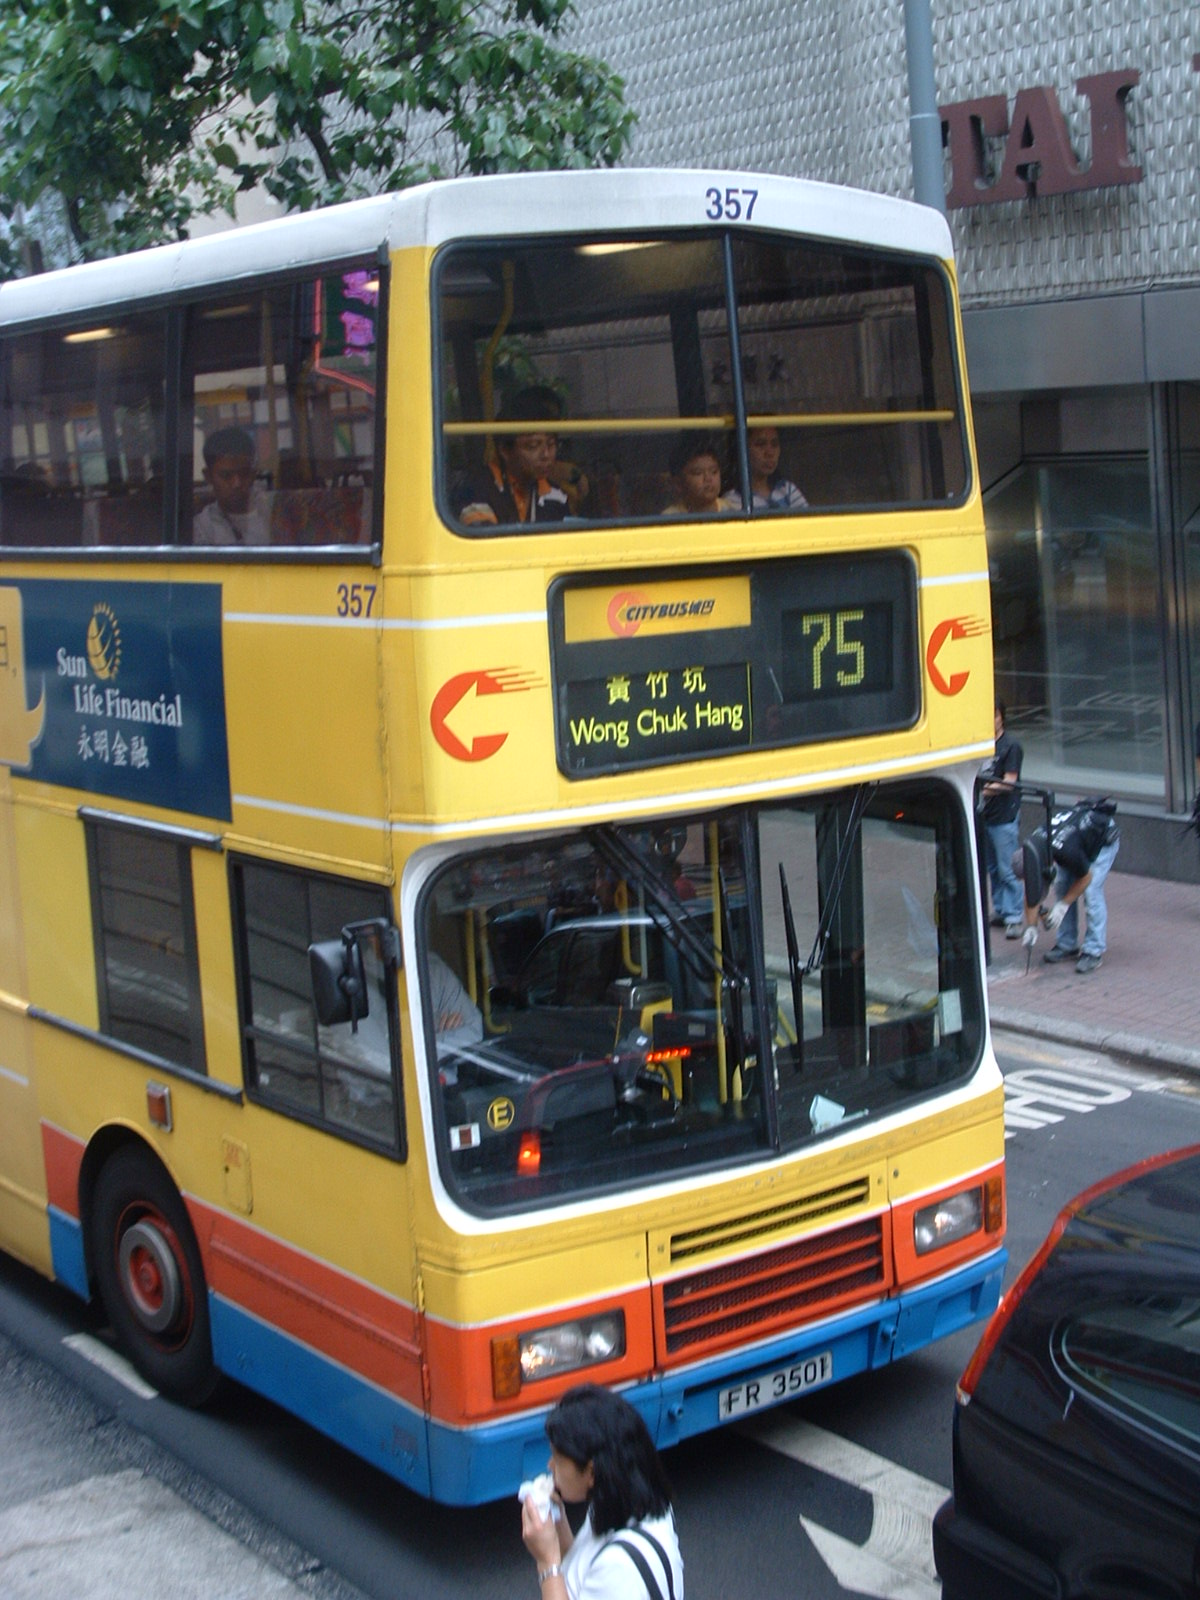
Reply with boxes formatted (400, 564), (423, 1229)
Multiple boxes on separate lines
(662, 434), (732, 515)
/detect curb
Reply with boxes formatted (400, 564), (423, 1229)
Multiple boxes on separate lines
(989, 1003), (1200, 1078)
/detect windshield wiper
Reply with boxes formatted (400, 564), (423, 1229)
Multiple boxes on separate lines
(777, 782), (877, 1075)
(590, 824), (748, 991)
(778, 862), (806, 1073)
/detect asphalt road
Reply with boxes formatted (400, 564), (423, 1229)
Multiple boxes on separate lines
(2, 1031), (1198, 1600)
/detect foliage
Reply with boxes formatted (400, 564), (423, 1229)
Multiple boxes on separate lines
(0, 0), (635, 273)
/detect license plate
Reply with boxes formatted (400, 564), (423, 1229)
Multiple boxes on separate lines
(718, 1351), (833, 1418)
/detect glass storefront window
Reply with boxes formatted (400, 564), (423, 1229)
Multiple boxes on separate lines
(985, 405), (1162, 800)
(1177, 384), (1200, 791)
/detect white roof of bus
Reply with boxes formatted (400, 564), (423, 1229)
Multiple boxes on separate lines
(0, 169), (954, 327)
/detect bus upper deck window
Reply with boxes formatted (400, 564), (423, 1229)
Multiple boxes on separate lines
(434, 231), (966, 534)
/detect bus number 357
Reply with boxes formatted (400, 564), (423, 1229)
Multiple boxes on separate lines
(336, 583), (376, 618)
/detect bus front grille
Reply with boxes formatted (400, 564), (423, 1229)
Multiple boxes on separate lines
(667, 1176), (872, 1263)
(658, 1214), (887, 1357)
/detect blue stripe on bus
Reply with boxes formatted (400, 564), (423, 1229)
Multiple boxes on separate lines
(48, 1206), (89, 1299)
(208, 1295), (432, 1498)
(182, 1251), (1003, 1506)
(426, 1246), (1007, 1504)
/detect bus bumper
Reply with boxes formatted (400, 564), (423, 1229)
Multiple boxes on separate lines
(428, 1244), (1006, 1504)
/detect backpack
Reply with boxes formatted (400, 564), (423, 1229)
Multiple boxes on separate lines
(1054, 797), (1118, 864)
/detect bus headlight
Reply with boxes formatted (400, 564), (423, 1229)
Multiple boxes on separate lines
(913, 1187), (983, 1254)
(491, 1312), (626, 1398)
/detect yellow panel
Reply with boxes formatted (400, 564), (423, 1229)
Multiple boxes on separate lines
(421, 1235), (647, 1325)
(14, 802), (96, 1026)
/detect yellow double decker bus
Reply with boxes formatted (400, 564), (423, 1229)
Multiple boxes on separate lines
(0, 170), (1004, 1504)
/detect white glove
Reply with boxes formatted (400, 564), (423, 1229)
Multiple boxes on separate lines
(1021, 925), (1037, 949)
(1043, 901), (1067, 932)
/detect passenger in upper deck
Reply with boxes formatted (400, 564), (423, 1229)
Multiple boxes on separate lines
(192, 426), (271, 545)
(453, 388), (575, 528)
(728, 426), (808, 512)
(662, 433), (735, 516)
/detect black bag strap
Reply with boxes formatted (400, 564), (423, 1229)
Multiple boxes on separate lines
(610, 1529), (676, 1600)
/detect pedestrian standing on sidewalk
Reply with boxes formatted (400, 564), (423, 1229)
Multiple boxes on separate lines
(1015, 798), (1120, 975)
(980, 702), (1024, 937)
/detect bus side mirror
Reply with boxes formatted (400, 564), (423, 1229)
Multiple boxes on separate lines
(309, 934), (369, 1029)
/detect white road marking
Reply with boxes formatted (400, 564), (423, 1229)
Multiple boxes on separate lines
(740, 1413), (943, 1598)
(0, 1469), (310, 1598)
(62, 1333), (158, 1399)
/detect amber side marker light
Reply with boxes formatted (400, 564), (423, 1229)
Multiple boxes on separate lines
(957, 1143), (1200, 1404)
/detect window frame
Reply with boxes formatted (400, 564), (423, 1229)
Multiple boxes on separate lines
(230, 854), (405, 1159)
(84, 810), (208, 1075)
(431, 226), (971, 537)
(0, 251), (388, 561)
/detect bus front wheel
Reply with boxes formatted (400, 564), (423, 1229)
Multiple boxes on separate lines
(90, 1146), (219, 1405)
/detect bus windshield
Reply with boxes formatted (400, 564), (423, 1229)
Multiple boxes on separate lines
(421, 779), (983, 1212)
(436, 229), (967, 532)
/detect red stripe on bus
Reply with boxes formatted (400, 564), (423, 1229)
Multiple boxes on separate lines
(41, 1124), (84, 1218)
(423, 1289), (657, 1423)
(189, 1200), (425, 1407)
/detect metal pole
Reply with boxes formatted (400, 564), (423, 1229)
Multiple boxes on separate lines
(904, 0), (945, 214)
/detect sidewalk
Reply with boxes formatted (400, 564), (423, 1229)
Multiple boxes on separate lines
(985, 867), (1200, 1074)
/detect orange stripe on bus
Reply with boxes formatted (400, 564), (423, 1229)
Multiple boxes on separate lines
(423, 1288), (657, 1424)
(41, 1124), (84, 1218)
(890, 1160), (1006, 1288)
(189, 1200), (425, 1408)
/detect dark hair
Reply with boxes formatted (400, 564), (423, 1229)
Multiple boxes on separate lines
(995, 700), (1007, 722)
(668, 431), (721, 478)
(497, 385), (562, 426)
(545, 1384), (673, 1535)
(203, 426), (256, 467)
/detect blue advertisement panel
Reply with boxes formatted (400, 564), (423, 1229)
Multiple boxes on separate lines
(0, 579), (231, 821)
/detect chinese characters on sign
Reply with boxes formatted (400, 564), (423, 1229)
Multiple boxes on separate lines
(566, 661), (751, 769)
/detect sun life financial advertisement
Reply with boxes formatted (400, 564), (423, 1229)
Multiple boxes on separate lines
(0, 579), (231, 820)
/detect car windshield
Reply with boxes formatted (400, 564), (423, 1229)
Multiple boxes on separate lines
(420, 780), (983, 1212)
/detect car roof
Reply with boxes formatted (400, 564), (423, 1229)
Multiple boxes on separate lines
(1061, 1143), (1200, 1261)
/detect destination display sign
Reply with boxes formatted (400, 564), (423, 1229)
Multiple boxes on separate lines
(550, 553), (918, 777)
(565, 661), (752, 770)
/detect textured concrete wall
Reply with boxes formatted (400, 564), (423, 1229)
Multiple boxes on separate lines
(564, 0), (1200, 310)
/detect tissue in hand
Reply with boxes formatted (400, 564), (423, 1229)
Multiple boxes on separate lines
(518, 1472), (561, 1522)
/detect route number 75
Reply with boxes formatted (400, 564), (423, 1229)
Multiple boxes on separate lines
(705, 186), (758, 221)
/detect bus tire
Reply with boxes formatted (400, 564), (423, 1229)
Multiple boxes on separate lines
(90, 1145), (219, 1405)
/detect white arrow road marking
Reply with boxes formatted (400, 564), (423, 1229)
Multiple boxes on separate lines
(63, 1332), (158, 1399)
(740, 1413), (943, 1599)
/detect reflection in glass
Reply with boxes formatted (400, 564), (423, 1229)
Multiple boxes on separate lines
(986, 454), (1162, 799)
(422, 782), (982, 1213)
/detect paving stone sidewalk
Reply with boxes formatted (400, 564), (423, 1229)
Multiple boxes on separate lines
(986, 866), (1200, 1073)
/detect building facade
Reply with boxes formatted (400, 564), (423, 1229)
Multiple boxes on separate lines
(564, 0), (1200, 876)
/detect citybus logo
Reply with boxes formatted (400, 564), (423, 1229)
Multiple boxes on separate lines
(926, 614), (988, 696)
(607, 590), (647, 636)
(606, 590), (717, 637)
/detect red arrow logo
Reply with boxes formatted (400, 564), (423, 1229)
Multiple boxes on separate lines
(926, 615), (988, 696)
(429, 668), (541, 761)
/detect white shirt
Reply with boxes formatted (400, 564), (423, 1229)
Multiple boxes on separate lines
(564, 1511), (683, 1600)
(193, 487), (272, 545)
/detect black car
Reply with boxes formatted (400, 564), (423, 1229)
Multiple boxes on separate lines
(933, 1144), (1200, 1600)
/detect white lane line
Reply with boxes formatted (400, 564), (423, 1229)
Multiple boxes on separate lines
(63, 1333), (158, 1399)
(741, 1413), (943, 1599)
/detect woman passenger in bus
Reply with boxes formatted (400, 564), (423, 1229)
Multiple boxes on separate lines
(453, 388), (573, 528)
(661, 434), (734, 516)
(521, 1384), (684, 1599)
(728, 426), (808, 512)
